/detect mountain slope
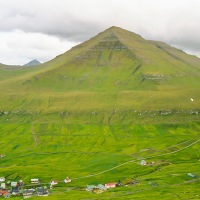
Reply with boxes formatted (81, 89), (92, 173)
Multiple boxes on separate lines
(0, 26), (200, 118)
(4, 26), (199, 92)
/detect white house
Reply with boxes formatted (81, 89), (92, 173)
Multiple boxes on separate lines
(31, 179), (39, 184)
(0, 177), (5, 182)
(64, 177), (71, 183)
(50, 180), (58, 186)
(11, 182), (18, 187)
(140, 160), (147, 166)
(0, 183), (6, 189)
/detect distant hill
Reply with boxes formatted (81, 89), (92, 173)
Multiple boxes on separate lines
(23, 59), (41, 66)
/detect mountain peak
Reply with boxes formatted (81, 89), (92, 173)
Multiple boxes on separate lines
(23, 59), (41, 67)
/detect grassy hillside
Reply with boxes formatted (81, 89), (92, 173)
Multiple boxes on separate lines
(0, 27), (200, 199)
(0, 26), (200, 118)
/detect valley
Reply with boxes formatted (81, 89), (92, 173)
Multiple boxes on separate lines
(0, 27), (200, 199)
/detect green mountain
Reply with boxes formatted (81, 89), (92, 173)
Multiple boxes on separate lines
(1, 26), (200, 120)
(0, 27), (200, 200)
(11, 26), (200, 92)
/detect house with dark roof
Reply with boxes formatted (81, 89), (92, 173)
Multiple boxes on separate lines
(22, 188), (35, 198)
(11, 186), (19, 195)
(36, 187), (49, 196)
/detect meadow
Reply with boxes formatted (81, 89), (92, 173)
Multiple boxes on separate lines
(0, 115), (200, 199)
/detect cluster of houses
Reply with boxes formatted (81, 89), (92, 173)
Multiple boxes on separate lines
(86, 182), (116, 193)
(0, 177), (49, 198)
(0, 174), (141, 197)
(86, 179), (139, 194)
(0, 176), (72, 198)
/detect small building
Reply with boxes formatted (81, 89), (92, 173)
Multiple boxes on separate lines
(22, 188), (35, 198)
(11, 186), (19, 195)
(188, 173), (195, 178)
(64, 177), (71, 183)
(0, 177), (5, 182)
(105, 182), (116, 189)
(36, 187), (49, 196)
(31, 178), (39, 184)
(50, 180), (58, 186)
(0, 189), (8, 196)
(140, 160), (147, 166)
(19, 180), (24, 186)
(97, 184), (107, 191)
(86, 185), (96, 192)
(11, 182), (18, 187)
(4, 193), (11, 198)
(0, 183), (6, 189)
(152, 182), (158, 187)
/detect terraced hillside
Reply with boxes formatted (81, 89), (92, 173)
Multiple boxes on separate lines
(0, 27), (200, 199)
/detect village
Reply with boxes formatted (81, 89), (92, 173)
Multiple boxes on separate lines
(0, 175), (140, 198)
(0, 159), (198, 199)
(0, 159), (150, 198)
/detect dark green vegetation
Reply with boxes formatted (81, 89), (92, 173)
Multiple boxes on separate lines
(0, 27), (200, 199)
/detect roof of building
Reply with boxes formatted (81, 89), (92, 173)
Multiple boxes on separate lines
(97, 184), (107, 190)
(86, 185), (96, 189)
(105, 182), (116, 186)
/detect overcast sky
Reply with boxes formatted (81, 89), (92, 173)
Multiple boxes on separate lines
(0, 0), (200, 65)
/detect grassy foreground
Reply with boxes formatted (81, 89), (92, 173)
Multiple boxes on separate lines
(0, 117), (200, 199)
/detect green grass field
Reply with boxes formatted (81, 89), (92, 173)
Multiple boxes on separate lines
(0, 118), (200, 199)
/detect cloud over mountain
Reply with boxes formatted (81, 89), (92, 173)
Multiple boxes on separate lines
(0, 0), (200, 64)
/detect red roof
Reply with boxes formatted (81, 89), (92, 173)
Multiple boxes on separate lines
(0, 190), (8, 195)
(105, 182), (116, 186)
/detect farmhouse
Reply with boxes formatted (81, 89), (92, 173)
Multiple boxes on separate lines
(188, 173), (196, 178)
(0, 189), (8, 196)
(31, 178), (39, 184)
(64, 177), (71, 183)
(11, 182), (18, 187)
(105, 182), (116, 189)
(140, 160), (147, 166)
(0, 183), (6, 189)
(19, 180), (24, 186)
(97, 184), (107, 191)
(36, 186), (49, 196)
(11, 186), (19, 195)
(86, 185), (96, 192)
(0, 177), (5, 182)
(22, 188), (35, 198)
(50, 180), (58, 185)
